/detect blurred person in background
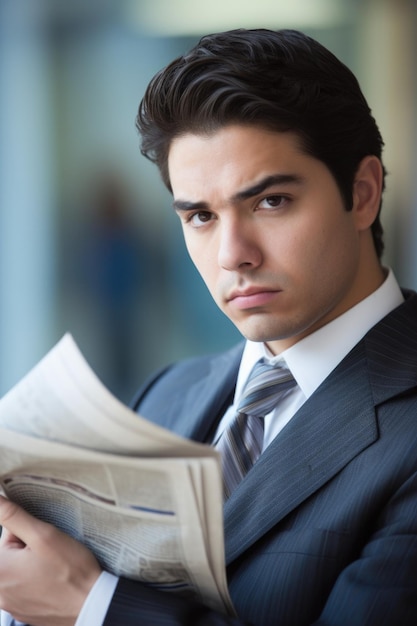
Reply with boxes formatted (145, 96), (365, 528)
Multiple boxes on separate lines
(81, 173), (145, 400)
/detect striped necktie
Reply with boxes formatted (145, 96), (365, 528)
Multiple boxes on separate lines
(216, 359), (296, 499)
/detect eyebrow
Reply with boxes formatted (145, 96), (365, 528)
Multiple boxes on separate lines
(172, 173), (304, 213)
(233, 174), (304, 202)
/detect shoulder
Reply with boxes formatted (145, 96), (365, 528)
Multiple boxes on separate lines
(366, 289), (417, 357)
(129, 342), (245, 411)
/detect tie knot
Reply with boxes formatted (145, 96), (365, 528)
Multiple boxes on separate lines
(237, 359), (296, 419)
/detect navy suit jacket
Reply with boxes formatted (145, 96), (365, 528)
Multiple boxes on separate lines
(104, 291), (417, 626)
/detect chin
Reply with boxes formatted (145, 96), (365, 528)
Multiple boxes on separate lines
(237, 317), (303, 345)
(239, 325), (284, 344)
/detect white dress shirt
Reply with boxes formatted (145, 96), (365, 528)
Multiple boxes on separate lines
(214, 268), (404, 451)
(0, 269), (405, 626)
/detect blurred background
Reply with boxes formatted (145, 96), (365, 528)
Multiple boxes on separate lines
(0, 0), (416, 402)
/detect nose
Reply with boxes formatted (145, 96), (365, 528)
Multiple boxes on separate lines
(217, 217), (263, 271)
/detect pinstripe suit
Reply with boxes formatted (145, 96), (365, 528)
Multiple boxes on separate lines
(104, 290), (417, 626)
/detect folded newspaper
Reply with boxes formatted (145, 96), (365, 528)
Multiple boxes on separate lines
(0, 333), (235, 616)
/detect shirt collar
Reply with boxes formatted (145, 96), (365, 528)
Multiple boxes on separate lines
(237, 269), (404, 400)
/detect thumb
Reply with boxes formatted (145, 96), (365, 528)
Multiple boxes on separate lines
(0, 495), (43, 546)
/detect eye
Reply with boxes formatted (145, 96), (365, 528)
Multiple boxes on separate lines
(187, 211), (214, 227)
(258, 195), (289, 210)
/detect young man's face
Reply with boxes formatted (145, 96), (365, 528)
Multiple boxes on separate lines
(168, 125), (383, 354)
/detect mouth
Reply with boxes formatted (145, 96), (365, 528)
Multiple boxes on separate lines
(227, 288), (281, 310)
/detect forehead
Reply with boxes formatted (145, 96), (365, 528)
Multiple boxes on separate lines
(167, 125), (320, 197)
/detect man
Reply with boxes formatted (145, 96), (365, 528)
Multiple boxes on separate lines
(1, 27), (417, 626)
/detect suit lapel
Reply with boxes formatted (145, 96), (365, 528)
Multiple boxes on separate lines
(177, 343), (243, 443)
(224, 292), (417, 564)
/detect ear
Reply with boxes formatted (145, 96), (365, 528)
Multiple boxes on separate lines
(352, 155), (384, 231)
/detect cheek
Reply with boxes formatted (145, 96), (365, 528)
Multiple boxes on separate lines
(278, 216), (354, 283)
(304, 222), (358, 289)
(268, 221), (321, 274)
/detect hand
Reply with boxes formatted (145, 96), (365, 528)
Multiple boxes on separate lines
(0, 495), (102, 626)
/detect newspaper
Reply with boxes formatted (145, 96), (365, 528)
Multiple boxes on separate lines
(0, 333), (234, 616)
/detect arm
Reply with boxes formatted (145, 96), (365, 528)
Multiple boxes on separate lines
(105, 502), (417, 626)
(312, 471), (417, 626)
(104, 578), (246, 626)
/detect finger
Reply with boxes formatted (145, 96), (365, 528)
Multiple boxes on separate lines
(0, 524), (26, 548)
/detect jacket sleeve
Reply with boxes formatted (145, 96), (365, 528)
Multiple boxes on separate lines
(103, 578), (249, 626)
(312, 469), (417, 626)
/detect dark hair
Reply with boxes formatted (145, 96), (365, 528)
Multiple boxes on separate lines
(137, 28), (386, 257)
